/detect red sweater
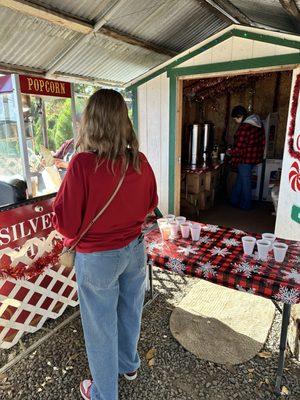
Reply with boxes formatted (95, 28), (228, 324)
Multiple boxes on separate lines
(53, 152), (158, 252)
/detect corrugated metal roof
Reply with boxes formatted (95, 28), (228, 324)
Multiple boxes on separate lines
(56, 33), (169, 85)
(0, 0), (299, 85)
(33, 0), (115, 22)
(107, 0), (228, 52)
(0, 6), (82, 70)
(230, 0), (297, 32)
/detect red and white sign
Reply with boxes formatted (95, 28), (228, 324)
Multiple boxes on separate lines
(289, 161), (300, 192)
(0, 197), (78, 349)
(276, 69), (300, 240)
(19, 75), (71, 98)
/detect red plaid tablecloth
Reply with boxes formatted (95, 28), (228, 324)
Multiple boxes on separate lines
(145, 224), (300, 304)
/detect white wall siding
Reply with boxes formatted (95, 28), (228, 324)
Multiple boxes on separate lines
(176, 38), (299, 68)
(137, 73), (169, 214)
(275, 68), (300, 241)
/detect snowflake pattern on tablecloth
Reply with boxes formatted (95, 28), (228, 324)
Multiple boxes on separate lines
(222, 238), (240, 247)
(230, 228), (246, 235)
(233, 261), (261, 278)
(236, 285), (256, 294)
(209, 246), (230, 257)
(196, 235), (211, 244)
(252, 251), (272, 263)
(165, 258), (186, 275)
(202, 224), (219, 233)
(177, 245), (198, 257)
(147, 241), (164, 254)
(274, 286), (300, 304)
(282, 268), (300, 284)
(195, 262), (219, 278)
(292, 255), (300, 264)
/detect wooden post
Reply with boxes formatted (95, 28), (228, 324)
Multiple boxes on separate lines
(174, 79), (183, 216)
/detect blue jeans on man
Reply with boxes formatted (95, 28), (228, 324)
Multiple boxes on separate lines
(75, 236), (147, 400)
(231, 163), (255, 210)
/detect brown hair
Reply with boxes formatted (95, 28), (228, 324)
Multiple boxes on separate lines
(76, 89), (140, 172)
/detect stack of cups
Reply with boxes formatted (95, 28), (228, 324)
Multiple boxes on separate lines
(165, 214), (175, 222)
(257, 239), (272, 261)
(262, 233), (276, 248)
(157, 218), (168, 233)
(160, 223), (171, 240)
(175, 216), (186, 226)
(169, 221), (179, 238)
(190, 223), (201, 241)
(273, 242), (288, 263)
(180, 222), (190, 239)
(242, 236), (256, 256)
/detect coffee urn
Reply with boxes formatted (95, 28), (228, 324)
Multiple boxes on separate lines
(188, 123), (214, 168)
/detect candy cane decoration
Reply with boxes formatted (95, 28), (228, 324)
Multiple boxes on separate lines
(289, 161), (300, 192)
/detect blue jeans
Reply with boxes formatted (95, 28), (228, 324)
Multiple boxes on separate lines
(231, 163), (254, 210)
(75, 236), (147, 400)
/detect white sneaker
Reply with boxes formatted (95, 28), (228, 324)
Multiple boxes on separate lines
(124, 371), (138, 381)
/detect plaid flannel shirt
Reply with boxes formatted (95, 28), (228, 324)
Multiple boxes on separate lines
(231, 123), (265, 168)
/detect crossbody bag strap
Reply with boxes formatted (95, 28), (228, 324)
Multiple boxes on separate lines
(68, 160), (129, 251)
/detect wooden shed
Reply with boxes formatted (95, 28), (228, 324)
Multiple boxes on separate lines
(127, 25), (300, 241)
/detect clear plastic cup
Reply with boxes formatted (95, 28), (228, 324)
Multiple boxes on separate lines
(169, 221), (179, 238)
(175, 216), (186, 226)
(180, 222), (190, 239)
(190, 223), (201, 241)
(273, 242), (288, 263)
(220, 153), (225, 162)
(165, 214), (175, 222)
(242, 236), (256, 256)
(257, 239), (272, 261)
(157, 218), (168, 232)
(262, 233), (276, 244)
(161, 223), (171, 240)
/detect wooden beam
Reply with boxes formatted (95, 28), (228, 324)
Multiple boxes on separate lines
(279, 0), (300, 21)
(0, 0), (93, 34)
(99, 27), (177, 57)
(203, 0), (252, 25)
(0, 62), (124, 87)
(0, 62), (45, 76)
(201, 0), (241, 24)
(204, 0), (294, 32)
(51, 72), (125, 88)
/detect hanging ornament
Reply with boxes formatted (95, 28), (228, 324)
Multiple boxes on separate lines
(289, 161), (300, 192)
(288, 74), (300, 162)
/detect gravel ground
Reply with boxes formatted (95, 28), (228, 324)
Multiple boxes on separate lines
(1, 268), (299, 400)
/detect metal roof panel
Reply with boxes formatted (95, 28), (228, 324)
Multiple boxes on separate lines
(107, 0), (228, 52)
(0, 6), (82, 70)
(230, 0), (297, 32)
(33, 0), (115, 22)
(56, 33), (169, 84)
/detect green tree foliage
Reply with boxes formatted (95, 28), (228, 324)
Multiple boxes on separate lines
(53, 99), (72, 149)
(28, 83), (132, 154)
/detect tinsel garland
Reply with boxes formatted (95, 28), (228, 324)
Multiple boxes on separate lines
(288, 74), (300, 161)
(0, 240), (64, 280)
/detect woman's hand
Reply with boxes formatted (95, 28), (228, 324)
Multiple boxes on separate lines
(54, 159), (69, 169)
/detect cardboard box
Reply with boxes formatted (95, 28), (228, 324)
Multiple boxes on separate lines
(199, 190), (215, 210)
(204, 170), (220, 191)
(186, 172), (205, 194)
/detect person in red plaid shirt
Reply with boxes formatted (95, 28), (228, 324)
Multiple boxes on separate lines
(229, 105), (265, 210)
